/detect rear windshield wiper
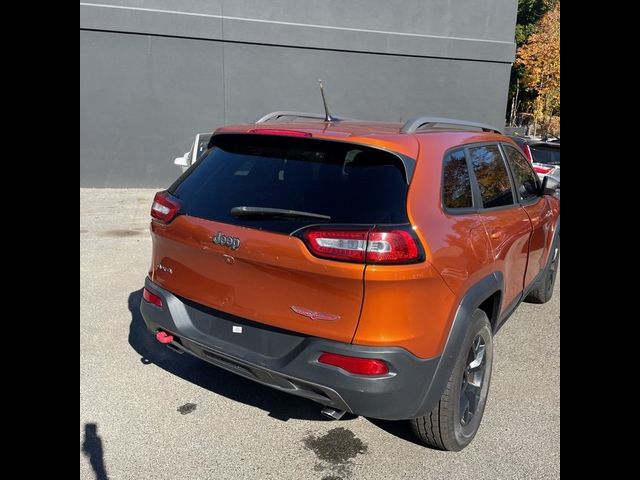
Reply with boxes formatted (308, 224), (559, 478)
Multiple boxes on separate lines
(230, 206), (332, 220)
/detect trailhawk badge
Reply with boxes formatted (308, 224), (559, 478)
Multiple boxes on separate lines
(213, 231), (240, 250)
(290, 306), (341, 321)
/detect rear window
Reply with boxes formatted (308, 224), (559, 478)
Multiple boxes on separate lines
(169, 134), (410, 234)
(530, 145), (560, 165)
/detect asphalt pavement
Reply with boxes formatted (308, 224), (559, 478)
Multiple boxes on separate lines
(80, 188), (559, 480)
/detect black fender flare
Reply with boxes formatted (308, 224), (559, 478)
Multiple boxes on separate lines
(413, 271), (504, 417)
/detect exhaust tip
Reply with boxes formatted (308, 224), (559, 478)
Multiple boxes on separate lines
(156, 331), (174, 344)
(321, 407), (346, 421)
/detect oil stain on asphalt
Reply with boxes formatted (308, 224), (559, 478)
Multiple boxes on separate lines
(303, 427), (368, 479)
(177, 403), (197, 415)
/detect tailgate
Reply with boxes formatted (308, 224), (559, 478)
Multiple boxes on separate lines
(151, 133), (412, 342)
(151, 216), (365, 343)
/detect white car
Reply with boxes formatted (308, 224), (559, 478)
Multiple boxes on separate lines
(173, 132), (213, 172)
(509, 136), (560, 182)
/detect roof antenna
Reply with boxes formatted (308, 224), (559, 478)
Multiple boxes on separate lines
(318, 79), (337, 122)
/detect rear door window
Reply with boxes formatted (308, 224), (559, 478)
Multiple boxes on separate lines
(530, 145), (560, 165)
(468, 144), (515, 208)
(170, 134), (410, 234)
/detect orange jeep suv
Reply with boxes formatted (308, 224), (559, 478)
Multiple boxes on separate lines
(140, 112), (560, 451)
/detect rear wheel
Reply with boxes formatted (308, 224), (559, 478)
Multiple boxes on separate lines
(525, 236), (560, 304)
(410, 309), (493, 451)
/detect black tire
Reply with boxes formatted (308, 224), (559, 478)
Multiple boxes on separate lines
(524, 236), (560, 304)
(410, 309), (493, 451)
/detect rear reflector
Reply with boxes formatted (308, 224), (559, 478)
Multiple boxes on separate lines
(248, 129), (312, 137)
(151, 191), (180, 223)
(318, 352), (389, 375)
(301, 227), (423, 264)
(143, 288), (163, 308)
(533, 165), (554, 174)
(156, 331), (173, 344)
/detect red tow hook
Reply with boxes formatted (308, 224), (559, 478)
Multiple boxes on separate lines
(156, 331), (174, 344)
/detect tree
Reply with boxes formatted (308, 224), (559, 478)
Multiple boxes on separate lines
(516, 2), (560, 137)
(515, 0), (557, 46)
(506, 0), (557, 127)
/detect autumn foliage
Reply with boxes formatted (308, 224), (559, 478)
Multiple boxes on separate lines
(516, 1), (560, 136)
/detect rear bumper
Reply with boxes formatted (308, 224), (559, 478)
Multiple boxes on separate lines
(140, 277), (440, 420)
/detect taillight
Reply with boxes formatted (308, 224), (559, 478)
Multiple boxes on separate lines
(533, 165), (554, 174)
(318, 352), (389, 376)
(151, 191), (180, 223)
(248, 129), (312, 137)
(366, 230), (420, 263)
(143, 288), (163, 308)
(304, 229), (369, 262)
(523, 144), (533, 163)
(301, 227), (424, 264)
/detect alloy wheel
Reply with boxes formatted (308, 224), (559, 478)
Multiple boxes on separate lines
(459, 335), (487, 426)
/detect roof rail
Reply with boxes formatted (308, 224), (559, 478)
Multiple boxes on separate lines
(255, 111), (354, 123)
(400, 116), (503, 135)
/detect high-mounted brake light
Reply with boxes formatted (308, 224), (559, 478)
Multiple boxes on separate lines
(301, 227), (423, 264)
(151, 191), (180, 223)
(248, 129), (312, 137)
(533, 165), (554, 174)
(318, 352), (389, 376)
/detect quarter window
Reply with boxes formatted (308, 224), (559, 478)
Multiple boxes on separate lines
(503, 145), (540, 202)
(469, 145), (515, 208)
(442, 150), (473, 209)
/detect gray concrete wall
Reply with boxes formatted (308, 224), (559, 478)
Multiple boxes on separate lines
(80, 0), (517, 187)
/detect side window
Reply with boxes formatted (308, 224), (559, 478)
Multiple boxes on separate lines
(468, 144), (515, 208)
(503, 145), (540, 202)
(442, 150), (473, 209)
(196, 134), (212, 161)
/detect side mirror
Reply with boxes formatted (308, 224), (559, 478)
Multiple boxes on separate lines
(540, 175), (560, 195)
(174, 151), (191, 173)
(174, 152), (190, 167)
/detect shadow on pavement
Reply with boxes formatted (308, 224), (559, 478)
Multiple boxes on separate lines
(127, 288), (423, 445)
(128, 288), (329, 422)
(367, 418), (424, 447)
(81, 423), (109, 480)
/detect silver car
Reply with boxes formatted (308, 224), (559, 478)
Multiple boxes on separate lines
(173, 132), (213, 173)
